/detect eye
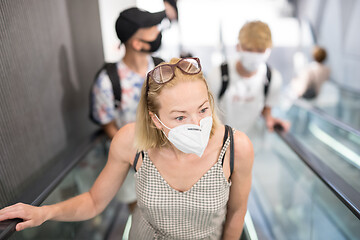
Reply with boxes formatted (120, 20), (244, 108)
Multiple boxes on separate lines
(200, 107), (209, 113)
(175, 116), (185, 121)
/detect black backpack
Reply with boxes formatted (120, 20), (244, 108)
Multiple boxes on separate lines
(301, 70), (317, 100)
(218, 62), (272, 100)
(89, 56), (164, 125)
(301, 83), (317, 99)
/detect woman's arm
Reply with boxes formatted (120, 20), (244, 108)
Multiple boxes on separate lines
(0, 123), (137, 231)
(222, 130), (254, 240)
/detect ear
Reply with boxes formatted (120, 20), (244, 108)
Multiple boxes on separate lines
(149, 111), (162, 130)
(131, 38), (143, 51)
(236, 43), (241, 52)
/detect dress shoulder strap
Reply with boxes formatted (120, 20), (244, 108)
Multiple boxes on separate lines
(228, 126), (235, 178)
(133, 151), (144, 172)
(221, 125), (235, 178)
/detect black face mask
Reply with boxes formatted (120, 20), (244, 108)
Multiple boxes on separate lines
(139, 33), (162, 53)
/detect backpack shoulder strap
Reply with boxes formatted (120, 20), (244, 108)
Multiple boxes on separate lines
(151, 56), (164, 66)
(104, 63), (121, 108)
(264, 63), (272, 98)
(218, 62), (230, 100)
(89, 62), (119, 124)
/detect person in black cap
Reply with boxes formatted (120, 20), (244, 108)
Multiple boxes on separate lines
(90, 7), (173, 212)
(92, 7), (167, 135)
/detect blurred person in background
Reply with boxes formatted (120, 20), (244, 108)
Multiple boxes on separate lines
(90, 6), (176, 212)
(288, 46), (330, 100)
(208, 20), (290, 134)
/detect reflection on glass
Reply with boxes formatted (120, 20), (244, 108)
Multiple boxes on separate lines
(316, 85), (360, 130)
(12, 140), (127, 240)
(248, 130), (360, 239)
(287, 105), (360, 193)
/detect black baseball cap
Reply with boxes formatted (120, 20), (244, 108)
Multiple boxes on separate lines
(115, 7), (166, 43)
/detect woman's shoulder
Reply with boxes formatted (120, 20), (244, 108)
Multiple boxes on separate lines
(231, 128), (254, 171)
(113, 122), (135, 141)
(109, 123), (137, 164)
(215, 124), (253, 156)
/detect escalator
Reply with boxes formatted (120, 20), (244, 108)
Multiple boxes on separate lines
(247, 128), (360, 239)
(313, 80), (360, 130)
(245, 101), (360, 239)
(0, 131), (130, 240)
(1, 107), (360, 239)
(287, 100), (360, 193)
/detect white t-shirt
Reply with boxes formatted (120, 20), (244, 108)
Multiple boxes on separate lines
(207, 60), (282, 133)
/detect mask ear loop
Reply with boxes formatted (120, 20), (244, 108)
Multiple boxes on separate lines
(154, 114), (171, 130)
(154, 114), (171, 139)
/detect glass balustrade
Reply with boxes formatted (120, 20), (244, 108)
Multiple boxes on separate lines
(11, 140), (129, 240)
(248, 130), (360, 239)
(287, 105), (360, 193)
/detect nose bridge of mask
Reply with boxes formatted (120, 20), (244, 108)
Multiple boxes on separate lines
(244, 48), (270, 61)
(243, 51), (263, 59)
(153, 115), (212, 157)
(169, 116), (213, 157)
(155, 113), (205, 127)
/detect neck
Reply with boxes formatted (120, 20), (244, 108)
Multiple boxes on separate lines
(123, 49), (150, 77)
(236, 60), (257, 78)
(166, 143), (199, 162)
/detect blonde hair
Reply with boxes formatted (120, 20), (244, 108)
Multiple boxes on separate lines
(238, 21), (272, 51)
(134, 58), (221, 151)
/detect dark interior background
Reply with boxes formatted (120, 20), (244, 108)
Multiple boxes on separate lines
(0, 0), (104, 207)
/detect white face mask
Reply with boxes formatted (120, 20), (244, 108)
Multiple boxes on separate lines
(155, 115), (213, 157)
(239, 49), (271, 72)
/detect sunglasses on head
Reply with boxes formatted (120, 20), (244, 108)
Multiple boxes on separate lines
(145, 57), (202, 97)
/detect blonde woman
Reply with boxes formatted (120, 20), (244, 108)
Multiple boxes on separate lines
(0, 58), (253, 239)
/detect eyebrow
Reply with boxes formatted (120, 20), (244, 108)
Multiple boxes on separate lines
(169, 100), (209, 114)
(198, 100), (209, 108)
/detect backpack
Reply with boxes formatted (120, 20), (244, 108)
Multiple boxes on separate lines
(89, 56), (164, 125)
(301, 83), (317, 99)
(218, 62), (272, 100)
(301, 70), (318, 100)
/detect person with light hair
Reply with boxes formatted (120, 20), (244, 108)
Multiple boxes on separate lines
(0, 57), (254, 239)
(208, 20), (290, 134)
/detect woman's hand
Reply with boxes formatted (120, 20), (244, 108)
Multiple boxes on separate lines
(0, 203), (48, 231)
(0, 124), (137, 232)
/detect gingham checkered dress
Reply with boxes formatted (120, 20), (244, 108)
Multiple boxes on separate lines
(129, 130), (233, 239)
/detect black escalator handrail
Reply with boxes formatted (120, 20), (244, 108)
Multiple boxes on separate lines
(294, 99), (360, 136)
(0, 129), (107, 240)
(274, 125), (360, 220)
